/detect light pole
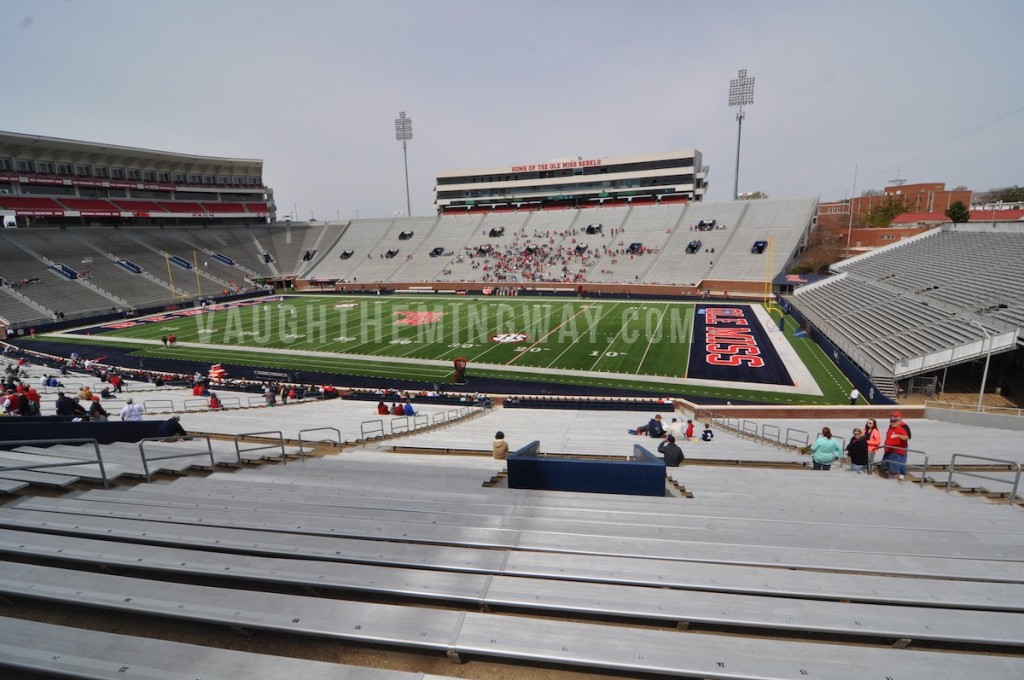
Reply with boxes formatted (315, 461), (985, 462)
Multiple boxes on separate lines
(728, 69), (755, 201)
(846, 163), (858, 257)
(394, 111), (413, 217)
(967, 319), (993, 412)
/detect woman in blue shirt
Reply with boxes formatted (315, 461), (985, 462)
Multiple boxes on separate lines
(810, 427), (843, 470)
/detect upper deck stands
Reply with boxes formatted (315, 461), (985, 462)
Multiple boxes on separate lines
(0, 196), (65, 212)
(60, 198), (120, 212)
(157, 201), (206, 213)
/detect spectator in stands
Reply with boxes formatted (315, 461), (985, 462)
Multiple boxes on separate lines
(78, 385), (92, 402)
(666, 417), (683, 440)
(2, 389), (21, 416)
(845, 428), (868, 473)
(376, 401), (389, 415)
(863, 418), (882, 469)
(700, 424), (714, 441)
(23, 387), (40, 416)
(391, 402), (404, 416)
(880, 412), (910, 480)
(208, 393), (222, 410)
(403, 400), (416, 416)
(156, 415), (189, 442)
(631, 414), (665, 437)
(810, 427), (842, 470)
(100, 386), (113, 399)
(120, 398), (143, 422)
(109, 374), (124, 393)
(657, 435), (684, 467)
(88, 396), (109, 422)
(55, 391), (76, 416)
(492, 431), (509, 460)
(685, 419), (695, 440)
(69, 397), (88, 419)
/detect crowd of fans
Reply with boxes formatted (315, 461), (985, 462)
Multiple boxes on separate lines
(435, 225), (665, 285)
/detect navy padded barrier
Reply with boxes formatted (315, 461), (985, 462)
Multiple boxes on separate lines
(0, 420), (162, 446)
(504, 398), (673, 412)
(508, 446), (666, 496)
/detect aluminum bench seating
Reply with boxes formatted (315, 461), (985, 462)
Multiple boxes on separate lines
(1, 506), (1019, 601)
(1, 528), (1021, 648)
(7, 489), (1024, 592)
(0, 456), (83, 487)
(127, 469), (1020, 534)
(0, 616), (452, 680)
(0, 479), (29, 494)
(737, 418), (1024, 467)
(0, 447), (133, 482)
(3, 562), (1020, 680)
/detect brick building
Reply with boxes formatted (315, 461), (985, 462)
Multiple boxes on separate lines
(816, 182), (972, 231)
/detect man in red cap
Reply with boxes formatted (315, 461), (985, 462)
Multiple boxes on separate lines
(880, 411), (910, 480)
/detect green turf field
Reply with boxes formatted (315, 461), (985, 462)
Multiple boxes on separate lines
(41, 294), (854, 403)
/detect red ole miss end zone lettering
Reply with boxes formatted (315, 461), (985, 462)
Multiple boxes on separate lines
(686, 304), (793, 386)
(704, 307), (764, 368)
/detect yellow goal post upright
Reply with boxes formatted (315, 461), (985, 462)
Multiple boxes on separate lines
(193, 249), (202, 297)
(762, 237), (780, 314)
(163, 252), (190, 302)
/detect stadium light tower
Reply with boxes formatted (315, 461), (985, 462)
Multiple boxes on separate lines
(394, 111), (413, 217)
(728, 69), (755, 201)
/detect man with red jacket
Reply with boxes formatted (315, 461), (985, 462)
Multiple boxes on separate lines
(880, 411), (910, 480)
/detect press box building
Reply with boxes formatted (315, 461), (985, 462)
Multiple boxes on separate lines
(435, 149), (707, 213)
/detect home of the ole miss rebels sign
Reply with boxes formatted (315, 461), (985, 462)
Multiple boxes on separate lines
(686, 305), (793, 386)
(510, 158), (603, 173)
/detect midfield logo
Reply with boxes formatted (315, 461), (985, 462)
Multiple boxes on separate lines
(394, 310), (447, 326)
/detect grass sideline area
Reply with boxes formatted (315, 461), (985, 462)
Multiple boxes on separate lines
(33, 295), (855, 404)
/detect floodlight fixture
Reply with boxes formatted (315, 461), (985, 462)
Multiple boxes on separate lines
(394, 111), (413, 216)
(728, 69), (755, 200)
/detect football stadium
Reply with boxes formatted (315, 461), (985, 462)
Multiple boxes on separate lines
(2, 83), (1024, 680)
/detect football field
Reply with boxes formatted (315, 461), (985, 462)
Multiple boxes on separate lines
(44, 294), (853, 403)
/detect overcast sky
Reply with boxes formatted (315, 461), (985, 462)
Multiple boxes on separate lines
(4, 0), (1022, 219)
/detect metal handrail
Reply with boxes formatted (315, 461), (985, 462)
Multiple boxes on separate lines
(297, 427), (342, 457)
(924, 400), (1024, 417)
(876, 446), (930, 486)
(183, 398), (209, 412)
(785, 428), (809, 448)
(143, 399), (173, 413)
(0, 437), (109, 488)
(234, 430), (288, 465)
(946, 454), (1021, 506)
(138, 435), (218, 482)
(360, 419), (385, 440)
(390, 417), (411, 435)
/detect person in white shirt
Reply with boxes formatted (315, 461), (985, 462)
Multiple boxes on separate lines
(849, 388), (860, 405)
(120, 398), (143, 422)
(666, 417), (684, 440)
